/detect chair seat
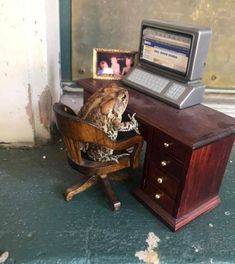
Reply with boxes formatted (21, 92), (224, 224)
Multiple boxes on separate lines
(68, 153), (131, 176)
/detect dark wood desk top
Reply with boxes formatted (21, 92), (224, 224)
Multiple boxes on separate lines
(78, 78), (235, 149)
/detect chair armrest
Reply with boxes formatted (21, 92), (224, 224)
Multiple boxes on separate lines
(111, 135), (144, 169)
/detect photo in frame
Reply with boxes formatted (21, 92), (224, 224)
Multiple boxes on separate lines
(93, 48), (138, 80)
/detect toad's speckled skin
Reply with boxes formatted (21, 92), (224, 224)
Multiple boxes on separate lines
(77, 85), (139, 162)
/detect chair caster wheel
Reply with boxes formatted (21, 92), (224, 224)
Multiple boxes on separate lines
(112, 201), (121, 212)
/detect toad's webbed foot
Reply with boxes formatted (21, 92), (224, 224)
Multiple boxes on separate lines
(118, 113), (140, 134)
(127, 113), (140, 134)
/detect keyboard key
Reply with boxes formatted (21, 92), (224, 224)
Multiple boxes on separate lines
(127, 68), (169, 93)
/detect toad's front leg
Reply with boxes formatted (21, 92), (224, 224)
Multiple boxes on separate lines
(118, 113), (140, 134)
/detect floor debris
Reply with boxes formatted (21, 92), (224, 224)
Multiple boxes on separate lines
(224, 211), (231, 216)
(191, 244), (203, 253)
(135, 232), (160, 264)
(0, 251), (9, 263)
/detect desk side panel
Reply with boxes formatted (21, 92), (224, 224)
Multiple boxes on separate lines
(176, 134), (235, 218)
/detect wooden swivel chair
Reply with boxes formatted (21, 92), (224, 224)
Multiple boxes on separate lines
(53, 102), (144, 211)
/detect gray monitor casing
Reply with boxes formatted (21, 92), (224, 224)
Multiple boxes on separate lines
(139, 19), (212, 83)
(122, 19), (212, 109)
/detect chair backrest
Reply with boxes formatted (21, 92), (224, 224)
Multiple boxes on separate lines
(53, 103), (114, 164)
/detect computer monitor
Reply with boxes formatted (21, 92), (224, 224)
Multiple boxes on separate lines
(138, 19), (212, 82)
(122, 19), (212, 109)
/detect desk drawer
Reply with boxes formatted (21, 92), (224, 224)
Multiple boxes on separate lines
(144, 178), (175, 214)
(147, 164), (179, 199)
(153, 130), (188, 161)
(150, 147), (184, 179)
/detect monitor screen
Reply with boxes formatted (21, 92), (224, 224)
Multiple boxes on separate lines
(139, 26), (192, 76)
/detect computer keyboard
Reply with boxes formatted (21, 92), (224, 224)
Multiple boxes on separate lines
(123, 66), (205, 109)
(164, 83), (186, 100)
(126, 68), (169, 93)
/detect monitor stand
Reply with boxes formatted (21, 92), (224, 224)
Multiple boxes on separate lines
(122, 65), (205, 109)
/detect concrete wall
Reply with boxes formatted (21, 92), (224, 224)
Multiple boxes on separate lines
(1, 0), (234, 145)
(0, 0), (61, 145)
(72, 0), (235, 88)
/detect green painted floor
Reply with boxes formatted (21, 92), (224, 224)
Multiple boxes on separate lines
(0, 141), (234, 264)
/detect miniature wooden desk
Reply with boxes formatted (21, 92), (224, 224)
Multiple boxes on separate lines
(78, 78), (235, 231)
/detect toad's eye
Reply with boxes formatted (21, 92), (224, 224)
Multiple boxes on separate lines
(121, 94), (126, 101)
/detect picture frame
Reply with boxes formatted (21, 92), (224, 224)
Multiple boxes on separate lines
(93, 48), (138, 80)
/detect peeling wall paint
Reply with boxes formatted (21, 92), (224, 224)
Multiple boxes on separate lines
(72, 0), (235, 88)
(38, 87), (52, 130)
(0, 0), (34, 144)
(25, 84), (33, 127)
(0, 0), (60, 145)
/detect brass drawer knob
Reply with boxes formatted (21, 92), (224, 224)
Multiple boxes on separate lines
(157, 177), (163, 184)
(155, 194), (161, 199)
(161, 160), (169, 167)
(163, 142), (172, 148)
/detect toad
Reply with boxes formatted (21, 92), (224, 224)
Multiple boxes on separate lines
(77, 85), (139, 163)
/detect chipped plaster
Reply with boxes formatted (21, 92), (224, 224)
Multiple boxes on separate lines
(25, 84), (33, 127)
(38, 86), (52, 130)
(0, 0), (60, 145)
